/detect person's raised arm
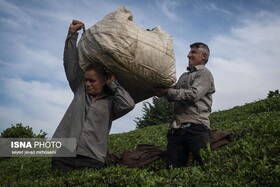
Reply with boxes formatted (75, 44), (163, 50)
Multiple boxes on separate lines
(63, 20), (85, 92)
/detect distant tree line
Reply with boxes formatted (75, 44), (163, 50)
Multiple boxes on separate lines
(267, 90), (279, 98)
(134, 97), (173, 129)
(0, 123), (47, 138)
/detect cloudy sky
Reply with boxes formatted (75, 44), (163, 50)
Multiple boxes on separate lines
(0, 0), (279, 137)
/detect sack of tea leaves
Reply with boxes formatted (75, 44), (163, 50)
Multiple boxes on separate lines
(78, 6), (176, 103)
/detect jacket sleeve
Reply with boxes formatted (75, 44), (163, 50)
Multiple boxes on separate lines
(166, 69), (213, 102)
(63, 32), (84, 93)
(108, 81), (135, 120)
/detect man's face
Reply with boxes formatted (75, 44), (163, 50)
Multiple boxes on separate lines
(84, 70), (105, 97)
(187, 47), (205, 69)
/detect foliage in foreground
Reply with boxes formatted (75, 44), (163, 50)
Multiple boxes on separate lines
(0, 97), (279, 186)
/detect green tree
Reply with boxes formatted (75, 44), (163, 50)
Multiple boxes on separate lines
(267, 90), (279, 98)
(0, 123), (47, 138)
(135, 97), (173, 129)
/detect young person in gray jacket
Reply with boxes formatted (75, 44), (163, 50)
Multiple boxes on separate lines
(51, 20), (135, 171)
(154, 42), (215, 167)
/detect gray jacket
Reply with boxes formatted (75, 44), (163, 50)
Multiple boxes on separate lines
(166, 65), (215, 128)
(53, 32), (135, 162)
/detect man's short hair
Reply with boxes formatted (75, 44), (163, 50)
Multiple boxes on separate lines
(190, 42), (210, 63)
(84, 63), (107, 80)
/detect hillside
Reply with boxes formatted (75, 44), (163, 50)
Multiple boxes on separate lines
(0, 96), (279, 186)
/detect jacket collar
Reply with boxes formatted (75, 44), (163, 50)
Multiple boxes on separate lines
(187, 65), (205, 72)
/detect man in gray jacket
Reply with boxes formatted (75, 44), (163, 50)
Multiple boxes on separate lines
(154, 42), (215, 167)
(51, 20), (135, 171)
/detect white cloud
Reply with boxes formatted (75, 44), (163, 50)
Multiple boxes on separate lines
(4, 43), (64, 81)
(155, 0), (183, 20)
(0, 78), (72, 137)
(0, 0), (33, 29)
(4, 78), (71, 106)
(203, 2), (234, 16)
(209, 11), (280, 110)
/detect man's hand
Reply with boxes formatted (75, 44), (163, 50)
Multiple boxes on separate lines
(153, 88), (169, 97)
(69, 20), (85, 33)
(106, 71), (117, 85)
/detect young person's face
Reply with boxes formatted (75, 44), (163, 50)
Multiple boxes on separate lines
(187, 47), (206, 69)
(84, 70), (105, 97)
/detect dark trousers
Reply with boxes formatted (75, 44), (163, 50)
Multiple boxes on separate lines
(51, 155), (105, 171)
(166, 124), (210, 168)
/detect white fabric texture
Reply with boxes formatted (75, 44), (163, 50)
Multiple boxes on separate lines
(78, 7), (176, 103)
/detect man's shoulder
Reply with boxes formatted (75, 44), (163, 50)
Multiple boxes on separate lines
(193, 65), (214, 81)
(195, 65), (207, 70)
(195, 65), (212, 74)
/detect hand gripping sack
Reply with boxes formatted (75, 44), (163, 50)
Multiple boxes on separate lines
(78, 7), (176, 103)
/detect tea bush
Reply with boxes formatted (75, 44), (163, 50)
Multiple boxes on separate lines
(0, 97), (279, 186)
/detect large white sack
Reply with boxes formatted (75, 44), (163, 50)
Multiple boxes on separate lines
(78, 6), (176, 103)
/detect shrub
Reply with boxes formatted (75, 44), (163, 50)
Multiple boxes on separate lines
(0, 123), (47, 138)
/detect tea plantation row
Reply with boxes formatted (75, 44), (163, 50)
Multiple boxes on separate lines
(0, 96), (279, 186)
